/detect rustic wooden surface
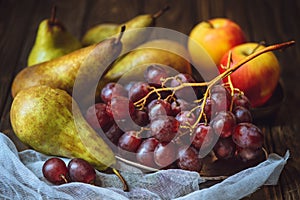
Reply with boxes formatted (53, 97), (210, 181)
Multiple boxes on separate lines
(1, 0), (300, 199)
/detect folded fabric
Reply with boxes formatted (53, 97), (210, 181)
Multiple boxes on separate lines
(0, 132), (289, 200)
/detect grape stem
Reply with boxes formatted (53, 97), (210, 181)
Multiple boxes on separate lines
(60, 174), (68, 183)
(134, 40), (295, 129)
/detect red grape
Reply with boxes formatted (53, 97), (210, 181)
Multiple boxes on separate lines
(136, 137), (160, 167)
(107, 96), (135, 120)
(42, 158), (69, 185)
(170, 73), (197, 101)
(192, 123), (215, 150)
(118, 131), (142, 153)
(104, 123), (124, 145)
(171, 73), (195, 86)
(237, 147), (263, 162)
(68, 158), (96, 184)
(195, 98), (216, 122)
(101, 82), (127, 103)
(132, 109), (150, 127)
(210, 84), (231, 96)
(232, 123), (264, 149)
(124, 81), (137, 92)
(150, 116), (180, 142)
(147, 99), (172, 120)
(154, 142), (177, 168)
(232, 93), (251, 109)
(128, 81), (150, 103)
(85, 103), (113, 132)
(144, 64), (168, 86)
(233, 106), (252, 123)
(176, 111), (196, 125)
(171, 98), (194, 116)
(177, 146), (203, 172)
(210, 111), (236, 138)
(213, 138), (236, 159)
(210, 85), (231, 112)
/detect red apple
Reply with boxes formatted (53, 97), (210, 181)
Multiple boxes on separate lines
(188, 18), (246, 67)
(218, 43), (280, 107)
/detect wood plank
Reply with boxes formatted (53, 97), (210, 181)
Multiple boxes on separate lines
(142, 0), (197, 35)
(0, 0), (39, 150)
(0, 0), (37, 121)
(0, 0), (88, 150)
(0, 0), (300, 199)
(51, 0), (87, 38)
(243, 1), (300, 199)
(0, 0), (51, 150)
(80, 0), (142, 39)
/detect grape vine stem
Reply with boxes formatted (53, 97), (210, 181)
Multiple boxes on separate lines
(134, 40), (295, 129)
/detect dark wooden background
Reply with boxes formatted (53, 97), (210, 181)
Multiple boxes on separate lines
(1, 0), (299, 199)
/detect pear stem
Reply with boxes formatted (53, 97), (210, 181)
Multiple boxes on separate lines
(112, 168), (129, 192)
(152, 5), (170, 19)
(115, 25), (126, 44)
(50, 5), (57, 25)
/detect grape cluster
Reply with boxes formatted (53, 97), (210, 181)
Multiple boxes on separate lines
(85, 64), (264, 172)
(42, 157), (96, 185)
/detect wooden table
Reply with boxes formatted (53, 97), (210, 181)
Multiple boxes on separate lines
(1, 0), (299, 199)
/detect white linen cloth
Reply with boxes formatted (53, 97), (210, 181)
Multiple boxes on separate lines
(0, 132), (289, 200)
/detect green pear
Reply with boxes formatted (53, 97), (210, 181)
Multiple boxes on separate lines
(12, 27), (125, 110)
(81, 6), (170, 54)
(81, 23), (118, 46)
(10, 85), (115, 171)
(28, 7), (82, 66)
(99, 39), (192, 89)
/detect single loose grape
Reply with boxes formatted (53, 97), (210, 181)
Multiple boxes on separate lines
(42, 157), (69, 185)
(68, 158), (96, 184)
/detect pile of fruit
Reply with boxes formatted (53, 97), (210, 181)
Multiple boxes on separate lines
(8, 5), (294, 188)
(85, 62), (265, 172)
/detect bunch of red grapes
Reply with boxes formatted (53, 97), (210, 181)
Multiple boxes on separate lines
(42, 157), (96, 185)
(85, 64), (264, 172)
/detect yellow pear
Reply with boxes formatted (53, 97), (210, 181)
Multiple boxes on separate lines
(12, 27), (125, 109)
(10, 85), (115, 171)
(28, 6), (82, 66)
(82, 6), (170, 54)
(100, 39), (192, 88)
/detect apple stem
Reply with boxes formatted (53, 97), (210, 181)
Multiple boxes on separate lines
(152, 5), (170, 19)
(214, 40), (295, 83)
(191, 40), (295, 127)
(204, 20), (214, 28)
(249, 41), (266, 55)
(134, 40), (295, 128)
